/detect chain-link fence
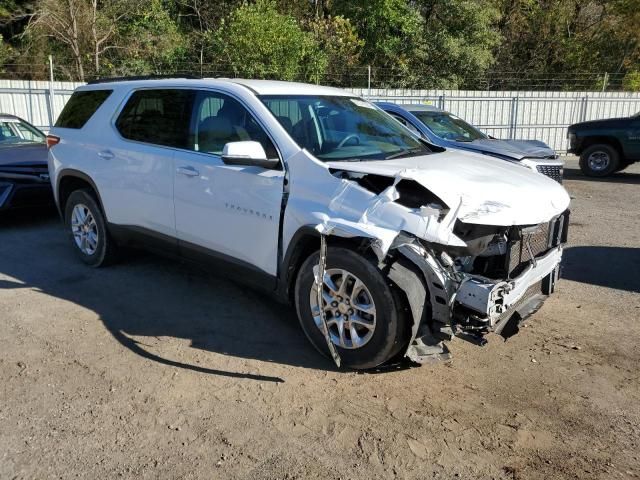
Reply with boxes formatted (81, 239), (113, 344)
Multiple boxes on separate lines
(0, 60), (634, 92)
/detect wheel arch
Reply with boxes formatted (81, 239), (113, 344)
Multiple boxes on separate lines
(278, 225), (379, 304)
(56, 169), (105, 219)
(580, 136), (624, 158)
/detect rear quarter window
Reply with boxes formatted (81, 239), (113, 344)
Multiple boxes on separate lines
(55, 90), (113, 129)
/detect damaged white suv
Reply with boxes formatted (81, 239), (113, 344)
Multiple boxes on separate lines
(48, 78), (570, 369)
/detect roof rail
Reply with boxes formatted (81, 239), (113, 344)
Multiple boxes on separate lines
(87, 74), (201, 85)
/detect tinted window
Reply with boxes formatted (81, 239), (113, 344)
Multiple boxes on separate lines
(55, 90), (112, 129)
(261, 95), (429, 162)
(116, 89), (195, 148)
(190, 91), (278, 159)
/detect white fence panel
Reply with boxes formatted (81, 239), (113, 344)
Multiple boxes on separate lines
(0, 80), (639, 152)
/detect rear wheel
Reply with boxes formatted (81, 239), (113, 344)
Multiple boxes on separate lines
(579, 144), (619, 177)
(615, 160), (633, 173)
(294, 247), (408, 369)
(64, 189), (118, 267)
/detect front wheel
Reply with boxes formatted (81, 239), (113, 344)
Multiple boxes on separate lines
(294, 247), (408, 369)
(579, 144), (619, 177)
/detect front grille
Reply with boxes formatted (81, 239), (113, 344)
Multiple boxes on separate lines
(536, 165), (563, 183)
(508, 210), (569, 278)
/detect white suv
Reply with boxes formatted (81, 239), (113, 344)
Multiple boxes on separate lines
(48, 78), (570, 369)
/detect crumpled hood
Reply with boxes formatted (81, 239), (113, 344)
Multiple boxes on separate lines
(454, 138), (556, 160)
(327, 150), (570, 226)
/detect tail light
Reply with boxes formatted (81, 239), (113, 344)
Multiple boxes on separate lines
(46, 135), (60, 149)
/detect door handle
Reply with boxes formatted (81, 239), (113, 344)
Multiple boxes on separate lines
(176, 166), (200, 177)
(97, 150), (114, 160)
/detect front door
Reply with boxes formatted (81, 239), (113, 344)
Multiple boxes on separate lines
(173, 90), (285, 279)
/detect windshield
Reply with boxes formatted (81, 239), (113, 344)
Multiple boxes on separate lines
(0, 119), (45, 145)
(260, 95), (430, 161)
(412, 111), (486, 142)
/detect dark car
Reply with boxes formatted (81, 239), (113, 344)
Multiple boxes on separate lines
(0, 114), (52, 211)
(567, 112), (640, 177)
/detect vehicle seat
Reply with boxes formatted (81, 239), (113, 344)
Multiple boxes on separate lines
(136, 109), (163, 139)
(276, 116), (293, 134)
(217, 102), (250, 141)
(198, 116), (236, 153)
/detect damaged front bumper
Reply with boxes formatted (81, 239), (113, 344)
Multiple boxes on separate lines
(391, 240), (563, 364)
(454, 246), (562, 337)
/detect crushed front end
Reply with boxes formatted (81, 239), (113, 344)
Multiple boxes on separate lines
(395, 210), (569, 362)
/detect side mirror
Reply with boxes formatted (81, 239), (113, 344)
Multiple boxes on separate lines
(221, 141), (279, 169)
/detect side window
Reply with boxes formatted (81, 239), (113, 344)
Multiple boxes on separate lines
(14, 123), (44, 142)
(388, 112), (420, 136)
(0, 122), (18, 142)
(115, 89), (195, 148)
(388, 112), (408, 126)
(189, 91), (278, 159)
(262, 98), (316, 151)
(56, 90), (112, 129)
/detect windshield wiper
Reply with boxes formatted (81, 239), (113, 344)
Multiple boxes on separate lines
(385, 147), (424, 160)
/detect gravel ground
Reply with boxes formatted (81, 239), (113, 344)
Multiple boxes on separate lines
(1, 157), (639, 480)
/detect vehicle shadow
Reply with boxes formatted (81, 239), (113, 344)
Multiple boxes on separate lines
(0, 215), (350, 382)
(563, 167), (640, 185)
(562, 246), (640, 293)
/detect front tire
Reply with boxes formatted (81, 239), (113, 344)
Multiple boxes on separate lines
(64, 189), (118, 267)
(294, 247), (408, 369)
(579, 144), (619, 177)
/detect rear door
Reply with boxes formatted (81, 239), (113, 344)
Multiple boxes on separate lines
(173, 89), (285, 279)
(104, 88), (195, 240)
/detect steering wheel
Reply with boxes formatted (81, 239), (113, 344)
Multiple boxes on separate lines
(337, 133), (360, 148)
(441, 132), (458, 141)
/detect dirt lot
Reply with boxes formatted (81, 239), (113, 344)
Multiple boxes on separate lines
(1, 157), (639, 480)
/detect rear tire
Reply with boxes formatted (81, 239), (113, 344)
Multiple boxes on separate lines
(579, 144), (619, 177)
(64, 189), (118, 267)
(294, 247), (408, 369)
(615, 160), (632, 173)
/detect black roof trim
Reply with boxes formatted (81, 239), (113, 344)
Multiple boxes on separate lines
(87, 74), (201, 85)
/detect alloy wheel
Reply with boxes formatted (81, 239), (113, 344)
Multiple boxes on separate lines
(309, 268), (377, 349)
(71, 204), (99, 255)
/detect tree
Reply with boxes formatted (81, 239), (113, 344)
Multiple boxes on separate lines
(331, 0), (426, 86)
(213, 0), (326, 82)
(0, 34), (13, 67)
(492, 0), (639, 89)
(28, 0), (86, 79)
(623, 71), (640, 92)
(417, 0), (501, 88)
(119, 0), (188, 75)
(305, 15), (363, 86)
(24, 0), (132, 80)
